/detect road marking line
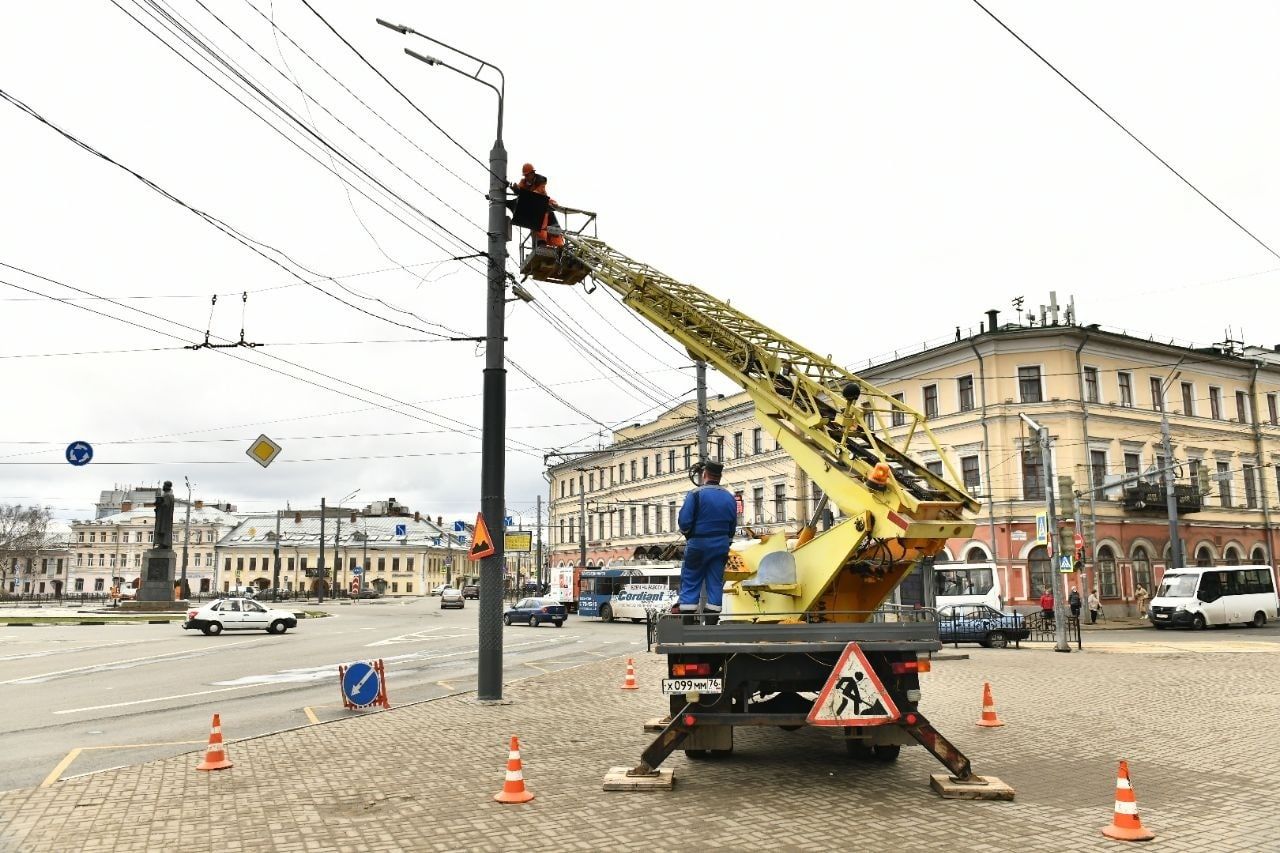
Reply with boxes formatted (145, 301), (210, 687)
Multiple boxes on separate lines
(436, 681), (454, 690)
(41, 748), (82, 788)
(303, 706), (320, 724)
(0, 638), (263, 685)
(523, 662), (551, 674)
(54, 684), (258, 715)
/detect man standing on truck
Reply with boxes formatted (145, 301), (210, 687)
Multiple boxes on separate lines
(675, 460), (738, 623)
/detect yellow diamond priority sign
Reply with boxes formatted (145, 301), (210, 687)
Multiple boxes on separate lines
(246, 434), (282, 468)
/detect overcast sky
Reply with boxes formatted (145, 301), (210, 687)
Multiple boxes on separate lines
(1, 1), (1277, 527)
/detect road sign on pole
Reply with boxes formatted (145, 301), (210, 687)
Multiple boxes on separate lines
(394, 524), (407, 537)
(469, 512), (496, 560)
(65, 441), (93, 466)
(1058, 555), (1074, 573)
(453, 520), (466, 532)
(338, 659), (389, 710)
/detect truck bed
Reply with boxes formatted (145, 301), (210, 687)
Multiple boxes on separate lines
(652, 613), (942, 655)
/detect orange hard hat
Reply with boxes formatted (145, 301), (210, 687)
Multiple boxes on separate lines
(522, 163), (534, 175)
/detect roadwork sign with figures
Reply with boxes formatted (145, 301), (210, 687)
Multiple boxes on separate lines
(807, 642), (900, 726)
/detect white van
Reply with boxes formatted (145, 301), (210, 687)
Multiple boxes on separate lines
(1148, 565), (1278, 629)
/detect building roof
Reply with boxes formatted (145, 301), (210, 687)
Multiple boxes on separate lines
(76, 504), (241, 527)
(218, 514), (465, 549)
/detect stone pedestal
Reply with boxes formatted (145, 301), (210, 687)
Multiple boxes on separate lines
(136, 548), (177, 603)
(120, 599), (190, 613)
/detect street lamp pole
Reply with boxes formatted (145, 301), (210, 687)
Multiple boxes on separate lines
(180, 476), (193, 600)
(1159, 357), (1187, 572)
(381, 19), (508, 701)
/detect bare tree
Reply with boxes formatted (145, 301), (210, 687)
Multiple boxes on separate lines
(0, 504), (51, 591)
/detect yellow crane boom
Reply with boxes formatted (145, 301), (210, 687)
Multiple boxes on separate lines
(522, 222), (978, 622)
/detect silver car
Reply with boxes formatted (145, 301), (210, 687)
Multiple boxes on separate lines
(440, 588), (464, 609)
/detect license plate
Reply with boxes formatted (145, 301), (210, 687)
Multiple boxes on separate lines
(1154, 613), (1169, 619)
(661, 678), (722, 695)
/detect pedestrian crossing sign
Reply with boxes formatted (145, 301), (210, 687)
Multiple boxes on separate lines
(1059, 555), (1074, 573)
(807, 642), (900, 727)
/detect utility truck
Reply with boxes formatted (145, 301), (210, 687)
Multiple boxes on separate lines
(515, 193), (993, 789)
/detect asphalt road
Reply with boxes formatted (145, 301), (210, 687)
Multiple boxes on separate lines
(0, 598), (650, 792)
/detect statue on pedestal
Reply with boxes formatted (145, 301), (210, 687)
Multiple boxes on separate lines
(153, 481), (175, 549)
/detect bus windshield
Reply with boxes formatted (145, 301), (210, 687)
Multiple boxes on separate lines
(933, 567), (994, 597)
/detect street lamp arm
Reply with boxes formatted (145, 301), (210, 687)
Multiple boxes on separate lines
(403, 48), (503, 134)
(379, 19), (505, 99)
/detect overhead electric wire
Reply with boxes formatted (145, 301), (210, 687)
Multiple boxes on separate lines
(240, 0), (483, 194)
(0, 262), (543, 458)
(115, 0), (486, 270)
(0, 86), (470, 342)
(970, 0), (1280, 264)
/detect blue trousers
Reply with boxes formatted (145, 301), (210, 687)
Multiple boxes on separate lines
(678, 537), (730, 611)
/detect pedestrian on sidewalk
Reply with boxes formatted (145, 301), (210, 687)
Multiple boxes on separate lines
(1068, 589), (1082, 620)
(1039, 589), (1054, 623)
(1134, 583), (1150, 617)
(1088, 589), (1101, 624)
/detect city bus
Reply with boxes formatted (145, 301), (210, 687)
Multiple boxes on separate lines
(1149, 565), (1278, 629)
(931, 561), (1005, 611)
(578, 564), (681, 622)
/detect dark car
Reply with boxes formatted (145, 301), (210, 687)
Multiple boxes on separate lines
(503, 598), (567, 628)
(937, 604), (1028, 648)
(461, 585), (480, 600)
(354, 589), (381, 599)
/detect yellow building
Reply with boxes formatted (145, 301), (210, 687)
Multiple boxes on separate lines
(550, 306), (1280, 616)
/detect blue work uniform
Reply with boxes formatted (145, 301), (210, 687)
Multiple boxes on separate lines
(677, 484), (738, 612)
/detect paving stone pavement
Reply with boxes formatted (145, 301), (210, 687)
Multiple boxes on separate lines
(1, 641), (1278, 852)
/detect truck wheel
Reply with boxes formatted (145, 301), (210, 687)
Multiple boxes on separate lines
(599, 604), (613, 622)
(1192, 613), (1207, 630)
(871, 745), (901, 763)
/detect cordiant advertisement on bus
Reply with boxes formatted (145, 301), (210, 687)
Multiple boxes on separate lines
(610, 583), (679, 620)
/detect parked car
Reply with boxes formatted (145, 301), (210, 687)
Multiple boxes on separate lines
(936, 604), (1028, 648)
(183, 598), (297, 636)
(440, 588), (465, 609)
(461, 585), (480, 600)
(430, 584), (451, 597)
(353, 589), (381, 599)
(503, 598), (567, 628)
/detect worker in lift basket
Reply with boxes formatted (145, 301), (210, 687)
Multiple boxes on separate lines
(674, 460), (738, 625)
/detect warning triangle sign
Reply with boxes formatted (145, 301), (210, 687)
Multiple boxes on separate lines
(468, 512), (496, 560)
(806, 642), (901, 727)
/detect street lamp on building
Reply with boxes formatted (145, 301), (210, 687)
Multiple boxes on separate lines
(379, 18), (508, 702)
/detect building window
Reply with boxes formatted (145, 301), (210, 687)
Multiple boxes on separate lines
(643, 507), (651, 535)
(89, 531), (96, 544)
(1236, 391), (1250, 423)
(1018, 366), (1042, 404)
(628, 508), (636, 537)
(619, 462), (626, 483)
(961, 456), (980, 493)
(1224, 547), (1241, 566)
(654, 507), (662, 534)
(733, 433), (743, 458)
(923, 385), (938, 419)
(630, 460), (637, 480)
(752, 486), (764, 523)
(1124, 452), (1140, 478)
(1179, 381), (1194, 416)
(926, 460), (943, 477)
(1132, 547), (1151, 591)
(1244, 465), (1258, 508)
(74, 578), (84, 591)
(1209, 387), (1222, 420)
(773, 484), (786, 522)
(1097, 546), (1118, 598)
(958, 376), (975, 412)
(1090, 450), (1107, 490)
(752, 428), (763, 454)
(1083, 368), (1099, 404)
(406, 583), (413, 593)
(1218, 461), (1233, 507)
(890, 393), (906, 427)
(1118, 372), (1133, 407)
(1028, 546), (1052, 596)
(1149, 377), (1163, 411)
(77, 532), (84, 542)
(377, 557), (386, 572)
(569, 478), (575, 497)
(718, 436), (726, 461)
(1021, 449), (1044, 501)
(588, 472), (595, 492)
(642, 457), (649, 479)
(1188, 458), (1202, 491)
(237, 557), (244, 571)
(1195, 546), (1213, 567)
(669, 502), (678, 531)
(560, 480), (565, 498)
(684, 446), (692, 469)
(1269, 393), (1278, 426)
(94, 578), (105, 592)
(654, 453), (663, 476)
(392, 557), (401, 572)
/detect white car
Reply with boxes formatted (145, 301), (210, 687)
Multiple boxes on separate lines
(183, 598), (298, 635)
(430, 584), (451, 596)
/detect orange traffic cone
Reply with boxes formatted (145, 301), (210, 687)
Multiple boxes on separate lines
(494, 736), (534, 804)
(976, 682), (1005, 727)
(196, 713), (233, 771)
(621, 658), (639, 690)
(1101, 760), (1155, 841)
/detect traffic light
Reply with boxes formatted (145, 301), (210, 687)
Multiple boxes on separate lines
(1057, 475), (1076, 517)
